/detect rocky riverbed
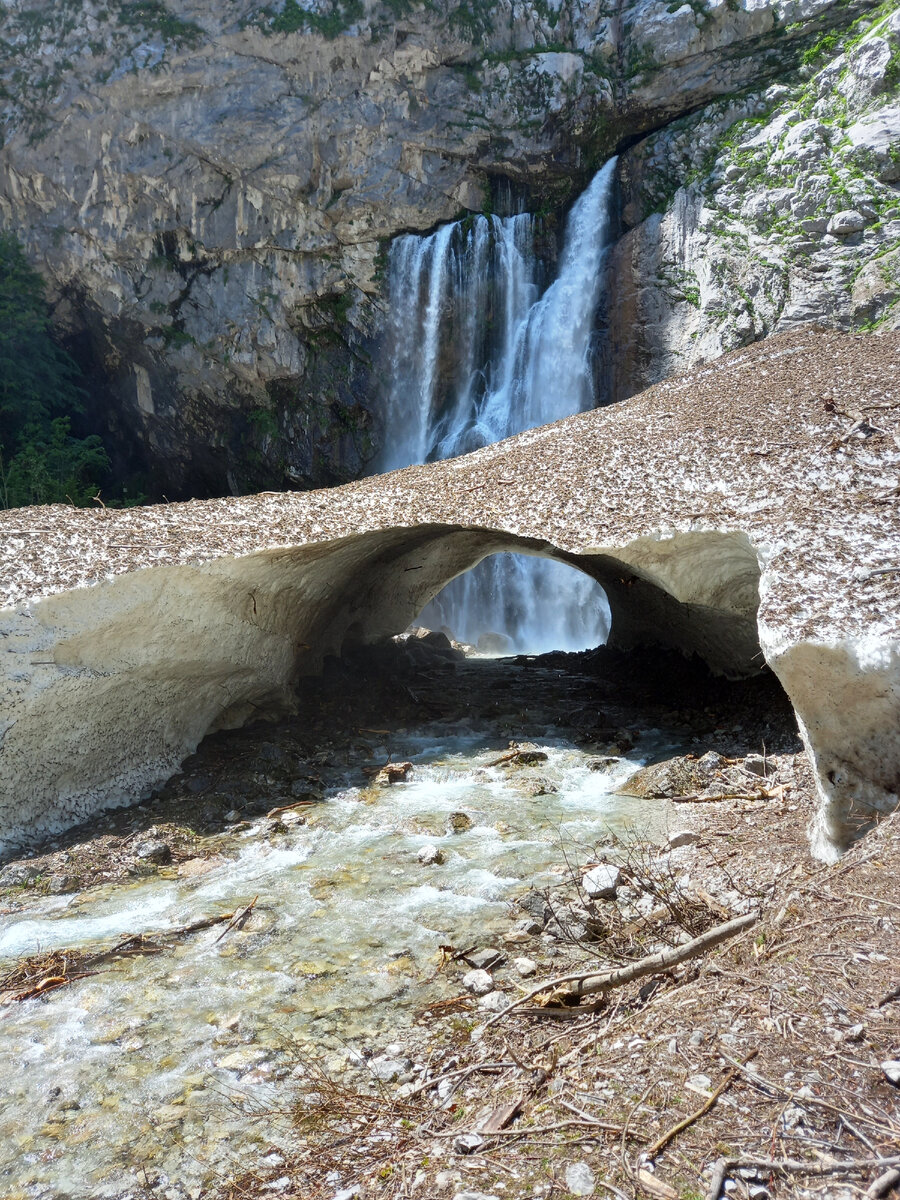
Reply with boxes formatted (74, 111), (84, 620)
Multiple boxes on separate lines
(7, 642), (891, 1200)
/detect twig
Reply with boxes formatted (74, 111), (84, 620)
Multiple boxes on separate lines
(841, 1115), (879, 1154)
(214, 896), (258, 944)
(596, 1184), (631, 1200)
(432, 1118), (643, 1139)
(860, 567), (900, 581)
(555, 1097), (639, 1133)
(647, 1050), (757, 1159)
(878, 982), (900, 1008)
(475, 911), (757, 1034)
(847, 892), (900, 914)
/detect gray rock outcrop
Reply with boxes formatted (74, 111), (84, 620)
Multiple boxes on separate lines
(611, 5), (900, 398)
(1, 329), (897, 862)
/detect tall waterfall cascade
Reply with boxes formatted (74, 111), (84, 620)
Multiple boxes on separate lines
(378, 159), (617, 653)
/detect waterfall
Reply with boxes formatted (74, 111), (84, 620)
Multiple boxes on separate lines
(378, 158), (617, 653)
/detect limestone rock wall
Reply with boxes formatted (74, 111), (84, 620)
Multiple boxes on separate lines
(0, 0), (880, 496)
(610, 3), (900, 398)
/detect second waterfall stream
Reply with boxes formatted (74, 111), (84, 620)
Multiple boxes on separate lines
(377, 158), (618, 654)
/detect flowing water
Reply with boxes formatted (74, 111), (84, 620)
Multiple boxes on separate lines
(0, 691), (671, 1199)
(377, 160), (618, 653)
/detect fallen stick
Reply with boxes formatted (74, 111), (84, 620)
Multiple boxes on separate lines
(476, 911), (758, 1036)
(214, 896), (258, 944)
(486, 749), (523, 767)
(647, 1050), (757, 1158)
(266, 798), (319, 818)
(710, 1154), (900, 1187)
(867, 1168), (900, 1199)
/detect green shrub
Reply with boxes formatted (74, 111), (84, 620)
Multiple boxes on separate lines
(0, 232), (110, 509)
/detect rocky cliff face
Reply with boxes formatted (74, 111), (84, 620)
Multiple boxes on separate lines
(0, 0), (890, 497)
(611, 1), (900, 399)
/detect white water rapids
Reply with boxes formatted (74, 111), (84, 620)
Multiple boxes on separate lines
(377, 160), (618, 654)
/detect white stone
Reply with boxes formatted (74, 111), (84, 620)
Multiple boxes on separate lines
(478, 990), (508, 1012)
(881, 1060), (900, 1085)
(565, 1162), (596, 1196)
(452, 1133), (485, 1155)
(827, 210), (868, 236)
(417, 843), (445, 865)
(514, 956), (537, 977)
(462, 969), (493, 996)
(368, 1054), (411, 1082)
(582, 863), (622, 899)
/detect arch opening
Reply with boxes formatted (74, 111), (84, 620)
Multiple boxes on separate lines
(415, 552), (612, 656)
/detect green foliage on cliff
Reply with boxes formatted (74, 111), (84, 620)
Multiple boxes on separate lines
(0, 234), (109, 509)
(266, 0), (364, 38)
(116, 0), (203, 46)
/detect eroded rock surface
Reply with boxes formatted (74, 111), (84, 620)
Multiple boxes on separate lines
(611, 4), (900, 397)
(1, 328), (898, 860)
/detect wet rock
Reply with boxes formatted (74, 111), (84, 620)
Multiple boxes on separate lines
(517, 776), (558, 797)
(565, 1162), (596, 1196)
(467, 948), (504, 970)
(588, 757), (619, 771)
(462, 969), (493, 996)
(134, 839), (171, 864)
(582, 864), (621, 899)
(417, 843), (445, 866)
(446, 812), (473, 834)
(376, 761), (413, 787)
(476, 633), (511, 655)
(216, 1047), (267, 1072)
(503, 743), (549, 767)
(517, 890), (551, 927)
(290, 781), (323, 800)
(514, 956), (537, 977)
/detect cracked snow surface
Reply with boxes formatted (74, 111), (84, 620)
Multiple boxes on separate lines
(1, 328), (898, 858)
